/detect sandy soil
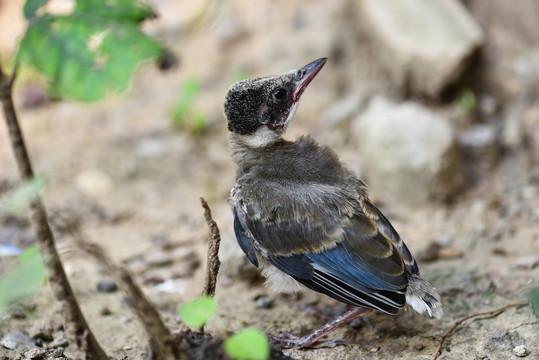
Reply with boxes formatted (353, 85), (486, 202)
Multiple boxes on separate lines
(1, 0), (538, 359)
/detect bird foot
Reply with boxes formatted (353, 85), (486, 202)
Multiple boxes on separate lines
(266, 307), (371, 349)
(266, 331), (348, 349)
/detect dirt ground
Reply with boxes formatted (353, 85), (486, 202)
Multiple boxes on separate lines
(1, 0), (538, 359)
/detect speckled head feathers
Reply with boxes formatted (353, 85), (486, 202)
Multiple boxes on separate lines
(224, 58), (327, 136)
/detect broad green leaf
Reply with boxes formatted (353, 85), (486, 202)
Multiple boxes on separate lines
(224, 328), (269, 360)
(23, 0), (48, 19)
(17, 3), (163, 102)
(0, 246), (45, 315)
(3, 175), (47, 213)
(178, 296), (217, 329)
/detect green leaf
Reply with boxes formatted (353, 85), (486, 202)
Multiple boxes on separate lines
(17, 2), (163, 102)
(23, 0), (48, 19)
(0, 246), (45, 315)
(75, 0), (156, 23)
(178, 296), (217, 329)
(225, 328), (269, 360)
(456, 88), (477, 116)
(3, 175), (47, 213)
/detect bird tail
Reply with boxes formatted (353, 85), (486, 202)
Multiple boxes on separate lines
(405, 273), (443, 319)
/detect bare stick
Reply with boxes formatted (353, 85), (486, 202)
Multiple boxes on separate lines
(200, 197), (221, 298)
(59, 216), (188, 360)
(431, 302), (528, 360)
(1, 64), (107, 359)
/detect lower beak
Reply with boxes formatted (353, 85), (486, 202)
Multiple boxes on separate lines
(292, 58), (327, 101)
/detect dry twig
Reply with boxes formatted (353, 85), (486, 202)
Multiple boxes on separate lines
(1, 64), (107, 359)
(431, 302), (528, 360)
(60, 216), (188, 360)
(200, 197), (221, 298)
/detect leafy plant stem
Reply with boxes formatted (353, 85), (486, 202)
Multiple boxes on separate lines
(0, 63), (108, 359)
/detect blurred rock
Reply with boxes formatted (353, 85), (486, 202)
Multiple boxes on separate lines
(75, 168), (113, 197)
(484, 330), (525, 354)
(321, 93), (366, 126)
(353, 96), (466, 204)
(0, 330), (33, 350)
(96, 279), (118, 293)
(513, 256), (539, 270)
(458, 123), (500, 174)
(357, 0), (484, 97)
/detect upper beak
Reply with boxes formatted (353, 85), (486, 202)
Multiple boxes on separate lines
(292, 58), (327, 101)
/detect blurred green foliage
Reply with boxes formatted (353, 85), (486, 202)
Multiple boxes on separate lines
(171, 76), (209, 135)
(177, 295), (217, 329)
(0, 246), (45, 315)
(17, 0), (163, 101)
(224, 328), (269, 360)
(456, 88), (477, 116)
(3, 175), (47, 213)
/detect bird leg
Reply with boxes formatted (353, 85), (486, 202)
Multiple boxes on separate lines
(266, 307), (372, 349)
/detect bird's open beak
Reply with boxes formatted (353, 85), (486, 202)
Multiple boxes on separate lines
(292, 58), (327, 102)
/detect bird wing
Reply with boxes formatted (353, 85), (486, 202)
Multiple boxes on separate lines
(231, 181), (408, 314)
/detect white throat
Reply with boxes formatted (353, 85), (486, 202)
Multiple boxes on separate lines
(241, 126), (281, 148)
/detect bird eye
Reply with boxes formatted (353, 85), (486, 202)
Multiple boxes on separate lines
(273, 88), (287, 101)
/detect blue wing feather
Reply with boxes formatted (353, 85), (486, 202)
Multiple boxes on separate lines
(267, 243), (407, 314)
(233, 208), (259, 267)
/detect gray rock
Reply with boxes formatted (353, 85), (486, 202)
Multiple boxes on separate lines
(0, 330), (33, 350)
(484, 330), (525, 354)
(357, 0), (484, 97)
(512, 344), (528, 357)
(353, 96), (466, 204)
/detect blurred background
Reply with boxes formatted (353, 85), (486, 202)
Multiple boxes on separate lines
(1, 0), (538, 359)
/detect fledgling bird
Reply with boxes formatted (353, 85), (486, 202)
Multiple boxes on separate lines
(224, 58), (442, 349)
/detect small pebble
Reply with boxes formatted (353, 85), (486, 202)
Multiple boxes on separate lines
(96, 279), (118, 293)
(512, 344), (527, 357)
(254, 295), (273, 309)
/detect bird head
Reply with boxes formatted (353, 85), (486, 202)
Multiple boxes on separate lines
(224, 58), (327, 147)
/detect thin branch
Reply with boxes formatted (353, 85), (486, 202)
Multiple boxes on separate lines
(57, 215), (188, 360)
(200, 197), (221, 298)
(1, 63), (107, 360)
(431, 302), (528, 360)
